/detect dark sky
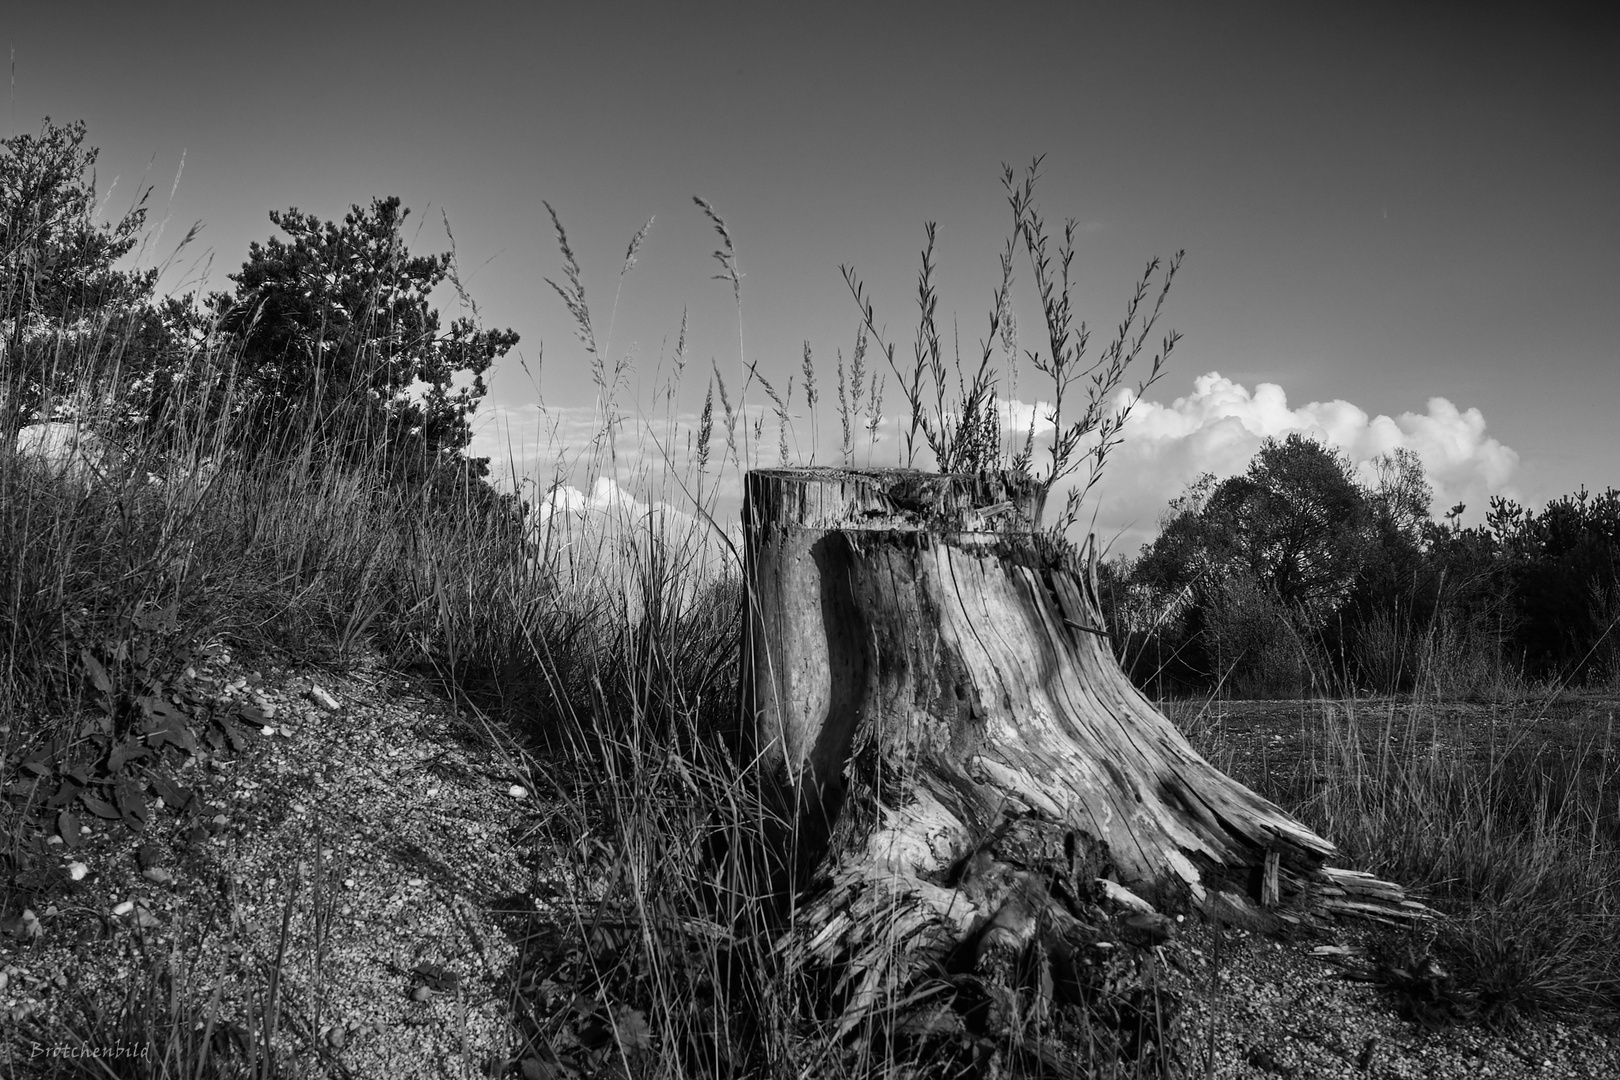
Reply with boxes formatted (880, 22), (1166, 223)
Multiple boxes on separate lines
(9, 2), (1618, 547)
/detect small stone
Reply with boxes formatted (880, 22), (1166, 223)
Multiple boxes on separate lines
(289, 803), (306, 814)
(45, 835), (62, 846)
(10, 910), (42, 941)
(261, 725), (276, 737)
(507, 784), (528, 800)
(407, 878), (424, 887)
(67, 862), (87, 881)
(327, 1025), (347, 1049)
(79, 825), (91, 836)
(343, 878), (356, 889)
(142, 868), (174, 885)
(112, 900), (135, 917)
(309, 685), (341, 711)
(426, 787), (441, 798)
(411, 984), (435, 1003)
(279, 725), (294, 737)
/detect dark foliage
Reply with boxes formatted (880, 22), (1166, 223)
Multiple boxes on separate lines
(209, 196), (519, 485)
(1102, 434), (1618, 697)
(0, 119), (159, 433)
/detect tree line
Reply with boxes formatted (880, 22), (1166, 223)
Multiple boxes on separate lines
(1098, 433), (1620, 697)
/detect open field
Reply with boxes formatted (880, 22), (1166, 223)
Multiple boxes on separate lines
(1173, 694), (1620, 1024)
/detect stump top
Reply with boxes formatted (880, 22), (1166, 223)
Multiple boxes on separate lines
(744, 467), (1047, 533)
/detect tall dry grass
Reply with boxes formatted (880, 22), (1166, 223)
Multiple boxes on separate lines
(1179, 693), (1620, 1025)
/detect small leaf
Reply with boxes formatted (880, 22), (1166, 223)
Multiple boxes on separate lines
(20, 756), (52, 778)
(81, 649), (112, 695)
(411, 963), (461, 993)
(46, 781), (83, 808)
(148, 774), (194, 813)
(107, 739), (134, 773)
(140, 695), (179, 721)
(80, 793), (121, 820)
(58, 810), (82, 849)
(612, 1008), (654, 1052)
(115, 777), (148, 832)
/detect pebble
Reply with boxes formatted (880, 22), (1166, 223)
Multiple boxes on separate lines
(66, 862), (87, 881)
(507, 785), (528, 800)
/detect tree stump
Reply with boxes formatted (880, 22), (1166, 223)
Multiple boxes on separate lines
(740, 466), (1428, 1044)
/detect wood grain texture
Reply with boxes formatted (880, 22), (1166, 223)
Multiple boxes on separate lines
(740, 466), (1428, 1037)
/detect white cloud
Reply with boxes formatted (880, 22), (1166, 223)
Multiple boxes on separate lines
(466, 371), (1522, 568)
(1074, 372), (1521, 556)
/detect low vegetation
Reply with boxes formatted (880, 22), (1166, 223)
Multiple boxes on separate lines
(1, 119), (1615, 1076)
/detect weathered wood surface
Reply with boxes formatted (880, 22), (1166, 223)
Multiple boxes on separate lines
(740, 466), (1428, 1036)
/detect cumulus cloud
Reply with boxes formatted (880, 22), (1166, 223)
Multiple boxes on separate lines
(464, 371), (1521, 567)
(1072, 372), (1521, 556)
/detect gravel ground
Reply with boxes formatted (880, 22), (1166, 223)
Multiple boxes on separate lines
(3, 666), (1616, 1078)
(1, 659), (546, 1079)
(1163, 922), (1620, 1079)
